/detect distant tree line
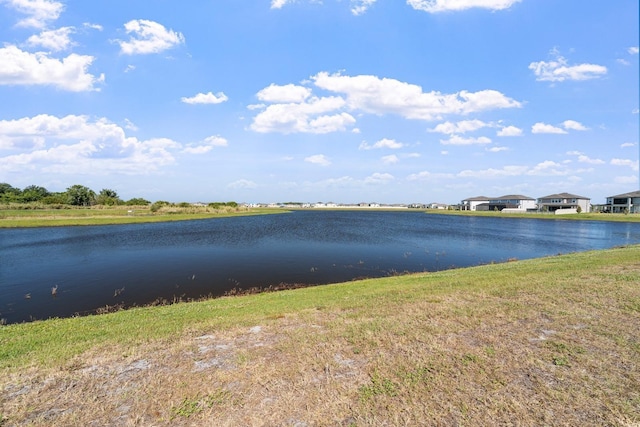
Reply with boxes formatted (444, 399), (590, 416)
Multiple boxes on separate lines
(0, 183), (150, 206)
(1, 183), (239, 210)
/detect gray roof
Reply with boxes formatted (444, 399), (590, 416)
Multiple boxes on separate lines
(609, 190), (640, 198)
(463, 195), (534, 201)
(538, 192), (589, 200)
(495, 194), (535, 200)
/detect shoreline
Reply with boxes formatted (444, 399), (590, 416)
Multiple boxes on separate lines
(2, 205), (639, 228)
(2, 245), (639, 425)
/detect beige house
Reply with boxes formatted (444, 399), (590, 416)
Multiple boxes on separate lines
(537, 193), (591, 213)
(605, 191), (640, 213)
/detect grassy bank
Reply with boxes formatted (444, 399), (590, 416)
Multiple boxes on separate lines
(2, 205), (638, 228)
(0, 206), (284, 228)
(424, 209), (640, 223)
(1, 246), (639, 426)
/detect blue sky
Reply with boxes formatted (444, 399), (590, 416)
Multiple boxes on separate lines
(0, 0), (638, 204)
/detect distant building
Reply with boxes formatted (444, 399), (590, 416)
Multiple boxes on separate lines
(461, 196), (491, 211)
(461, 195), (536, 212)
(488, 195), (537, 212)
(605, 190), (640, 213)
(427, 203), (448, 210)
(537, 193), (591, 213)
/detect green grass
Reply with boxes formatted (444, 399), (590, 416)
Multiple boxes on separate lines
(0, 206), (285, 227)
(424, 209), (640, 222)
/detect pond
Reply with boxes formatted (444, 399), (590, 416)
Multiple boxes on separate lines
(2, 210), (639, 324)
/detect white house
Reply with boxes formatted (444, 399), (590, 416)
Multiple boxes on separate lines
(461, 195), (536, 212)
(606, 191), (640, 213)
(461, 196), (491, 211)
(537, 193), (591, 213)
(488, 195), (537, 212)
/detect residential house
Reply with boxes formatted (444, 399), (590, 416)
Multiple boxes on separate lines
(488, 195), (537, 212)
(537, 193), (591, 213)
(605, 190), (640, 213)
(428, 203), (448, 210)
(461, 196), (491, 211)
(461, 195), (536, 212)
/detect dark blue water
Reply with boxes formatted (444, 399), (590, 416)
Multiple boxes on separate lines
(1, 211), (639, 324)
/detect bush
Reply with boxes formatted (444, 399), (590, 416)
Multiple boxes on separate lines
(125, 198), (150, 206)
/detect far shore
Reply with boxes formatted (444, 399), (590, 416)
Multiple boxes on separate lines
(0, 206), (285, 228)
(1, 204), (639, 228)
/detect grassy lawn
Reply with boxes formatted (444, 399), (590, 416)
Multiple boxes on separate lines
(0, 206), (285, 227)
(1, 245), (639, 426)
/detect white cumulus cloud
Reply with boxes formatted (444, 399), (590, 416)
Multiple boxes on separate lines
(364, 172), (394, 184)
(0, 45), (104, 91)
(124, 118), (138, 131)
(359, 138), (404, 150)
(270, 0), (293, 9)
(529, 51), (607, 82)
(527, 160), (567, 176)
(0, 114), (180, 174)
(250, 94), (355, 134)
(611, 158), (640, 171)
(305, 154), (331, 166)
(181, 92), (229, 105)
(182, 135), (228, 154)
(531, 122), (567, 134)
(457, 165), (527, 178)
(257, 84), (312, 103)
(497, 125), (523, 136)
(440, 135), (492, 145)
(2, 0), (64, 28)
(250, 72), (520, 134)
(629, 46), (639, 55)
(487, 146), (508, 152)
(26, 26), (74, 51)
(83, 22), (103, 31)
(566, 151), (604, 165)
(562, 120), (588, 131)
(312, 72), (521, 121)
(351, 0), (377, 15)
(407, 170), (455, 181)
(381, 154), (399, 164)
(407, 0), (521, 13)
(428, 119), (490, 134)
(118, 20), (185, 55)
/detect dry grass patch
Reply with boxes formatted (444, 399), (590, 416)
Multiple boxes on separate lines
(1, 247), (639, 426)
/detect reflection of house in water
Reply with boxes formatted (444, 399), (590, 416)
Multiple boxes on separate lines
(461, 195), (536, 212)
(537, 193), (591, 213)
(605, 191), (640, 213)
